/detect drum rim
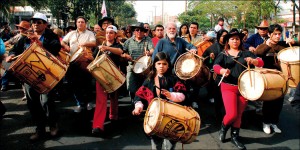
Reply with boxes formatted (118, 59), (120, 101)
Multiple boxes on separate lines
(133, 55), (152, 74)
(174, 52), (202, 80)
(144, 98), (161, 134)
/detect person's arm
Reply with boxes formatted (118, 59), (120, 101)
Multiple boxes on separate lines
(61, 32), (72, 52)
(244, 34), (256, 50)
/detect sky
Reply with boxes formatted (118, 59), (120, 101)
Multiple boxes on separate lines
(133, 1), (186, 23)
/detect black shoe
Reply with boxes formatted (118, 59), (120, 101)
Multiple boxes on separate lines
(219, 122), (230, 143)
(231, 127), (246, 150)
(92, 128), (109, 138)
(30, 131), (46, 142)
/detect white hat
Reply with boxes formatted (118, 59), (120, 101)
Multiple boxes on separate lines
(106, 25), (117, 33)
(31, 12), (48, 22)
(206, 31), (216, 38)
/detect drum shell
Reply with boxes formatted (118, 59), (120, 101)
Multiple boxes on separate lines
(175, 52), (210, 86)
(8, 42), (67, 94)
(70, 47), (94, 72)
(196, 41), (212, 56)
(238, 68), (288, 101)
(277, 46), (300, 88)
(133, 55), (152, 77)
(57, 50), (70, 66)
(87, 54), (125, 93)
(144, 98), (201, 144)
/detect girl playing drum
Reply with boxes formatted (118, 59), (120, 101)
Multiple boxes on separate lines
(132, 52), (187, 149)
(213, 29), (264, 150)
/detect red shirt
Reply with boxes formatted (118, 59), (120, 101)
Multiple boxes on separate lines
(152, 37), (161, 48)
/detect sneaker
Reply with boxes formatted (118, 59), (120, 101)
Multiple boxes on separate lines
(209, 98), (215, 103)
(271, 124), (282, 133)
(263, 123), (271, 134)
(192, 102), (199, 109)
(74, 105), (83, 113)
(86, 103), (93, 110)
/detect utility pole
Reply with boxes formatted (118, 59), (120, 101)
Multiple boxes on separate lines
(162, 1), (164, 25)
(153, 6), (157, 25)
(185, 0), (187, 15)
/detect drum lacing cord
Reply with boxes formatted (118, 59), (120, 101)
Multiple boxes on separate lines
(33, 51), (60, 81)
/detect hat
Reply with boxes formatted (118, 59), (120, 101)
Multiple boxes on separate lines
(206, 31), (216, 38)
(31, 12), (48, 22)
(106, 25), (117, 33)
(255, 20), (269, 28)
(98, 17), (115, 27)
(130, 22), (148, 32)
(223, 28), (245, 43)
(15, 21), (30, 30)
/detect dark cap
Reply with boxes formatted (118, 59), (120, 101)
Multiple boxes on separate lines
(98, 17), (115, 27)
(130, 22), (148, 32)
(223, 28), (245, 43)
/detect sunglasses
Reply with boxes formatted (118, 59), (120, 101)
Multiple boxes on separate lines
(135, 28), (143, 32)
(32, 20), (44, 24)
(259, 28), (268, 31)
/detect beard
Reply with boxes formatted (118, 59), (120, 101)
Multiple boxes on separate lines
(167, 32), (176, 39)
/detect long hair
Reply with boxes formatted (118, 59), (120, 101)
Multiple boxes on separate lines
(147, 52), (172, 80)
(217, 29), (228, 43)
(179, 23), (189, 37)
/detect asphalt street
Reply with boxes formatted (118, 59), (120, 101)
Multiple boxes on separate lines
(0, 84), (299, 150)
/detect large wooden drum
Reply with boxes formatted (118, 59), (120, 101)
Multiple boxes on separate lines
(238, 68), (288, 101)
(9, 42), (68, 93)
(277, 46), (300, 87)
(144, 98), (201, 144)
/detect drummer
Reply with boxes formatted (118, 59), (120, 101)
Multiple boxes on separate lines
(213, 29), (264, 150)
(132, 52), (187, 150)
(122, 22), (154, 102)
(91, 25), (124, 137)
(255, 24), (297, 135)
(61, 16), (96, 113)
(6, 12), (61, 141)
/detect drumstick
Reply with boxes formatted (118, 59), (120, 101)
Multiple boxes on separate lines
(248, 62), (252, 87)
(11, 54), (21, 61)
(185, 48), (207, 61)
(218, 72), (226, 86)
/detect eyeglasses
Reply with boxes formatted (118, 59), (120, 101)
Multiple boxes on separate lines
(32, 20), (44, 24)
(135, 28), (142, 32)
(259, 28), (268, 31)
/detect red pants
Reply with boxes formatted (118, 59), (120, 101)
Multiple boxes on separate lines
(221, 82), (247, 128)
(92, 82), (119, 130)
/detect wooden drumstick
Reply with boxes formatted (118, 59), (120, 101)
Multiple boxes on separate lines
(218, 72), (226, 86)
(248, 62), (252, 87)
(11, 54), (21, 61)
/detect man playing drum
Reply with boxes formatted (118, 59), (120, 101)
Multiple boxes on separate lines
(61, 16), (96, 113)
(122, 22), (154, 102)
(6, 12), (61, 141)
(255, 24), (297, 135)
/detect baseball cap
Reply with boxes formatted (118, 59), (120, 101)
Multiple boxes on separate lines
(106, 25), (117, 33)
(206, 31), (216, 38)
(31, 12), (48, 23)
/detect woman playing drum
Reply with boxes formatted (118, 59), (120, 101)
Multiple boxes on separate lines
(132, 52), (187, 149)
(213, 29), (264, 150)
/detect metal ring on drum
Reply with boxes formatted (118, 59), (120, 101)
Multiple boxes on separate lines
(133, 55), (152, 77)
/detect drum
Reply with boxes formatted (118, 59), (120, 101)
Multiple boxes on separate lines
(277, 46), (300, 87)
(175, 52), (210, 86)
(8, 42), (68, 94)
(57, 50), (70, 65)
(144, 98), (201, 144)
(87, 53), (125, 93)
(70, 47), (94, 71)
(238, 68), (288, 101)
(133, 55), (152, 77)
(195, 41), (213, 56)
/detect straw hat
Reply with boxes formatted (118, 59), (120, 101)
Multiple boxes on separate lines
(255, 20), (269, 28)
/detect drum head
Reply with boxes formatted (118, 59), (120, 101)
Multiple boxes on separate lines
(144, 98), (160, 134)
(278, 47), (300, 63)
(133, 56), (151, 74)
(70, 48), (83, 62)
(238, 70), (265, 101)
(175, 52), (202, 80)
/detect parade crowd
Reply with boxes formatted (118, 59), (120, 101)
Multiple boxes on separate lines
(1, 12), (300, 150)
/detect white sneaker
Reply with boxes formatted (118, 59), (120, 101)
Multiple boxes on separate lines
(74, 106), (82, 113)
(271, 124), (282, 133)
(209, 98), (215, 103)
(263, 123), (271, 134)
(86, 103), (93, 110)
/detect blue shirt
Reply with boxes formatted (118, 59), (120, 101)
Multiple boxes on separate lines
(244, 33), (266, 50)
(152, 37), (196, 67)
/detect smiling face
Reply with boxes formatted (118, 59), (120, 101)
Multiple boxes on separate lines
(155, 59), (169, 75)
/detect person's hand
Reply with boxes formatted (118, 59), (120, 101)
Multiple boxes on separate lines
(189, 49), (197, 54)
(221, 68), (230, 77)
(132, 107), (143, 115)
(161, 89), (171, 99)
(27, 32), (38, 41)
(245, 57), (258, 65)
(286, 38), (295, 45)
(123, 54), (132, 61)
(5, 55), (15, 63)
(145, 50), (151, 56)
(98, 45), (108, 52)
(249, 46), (256, 53)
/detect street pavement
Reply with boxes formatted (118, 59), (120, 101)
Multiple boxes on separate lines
(0, 84), (299, 150)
